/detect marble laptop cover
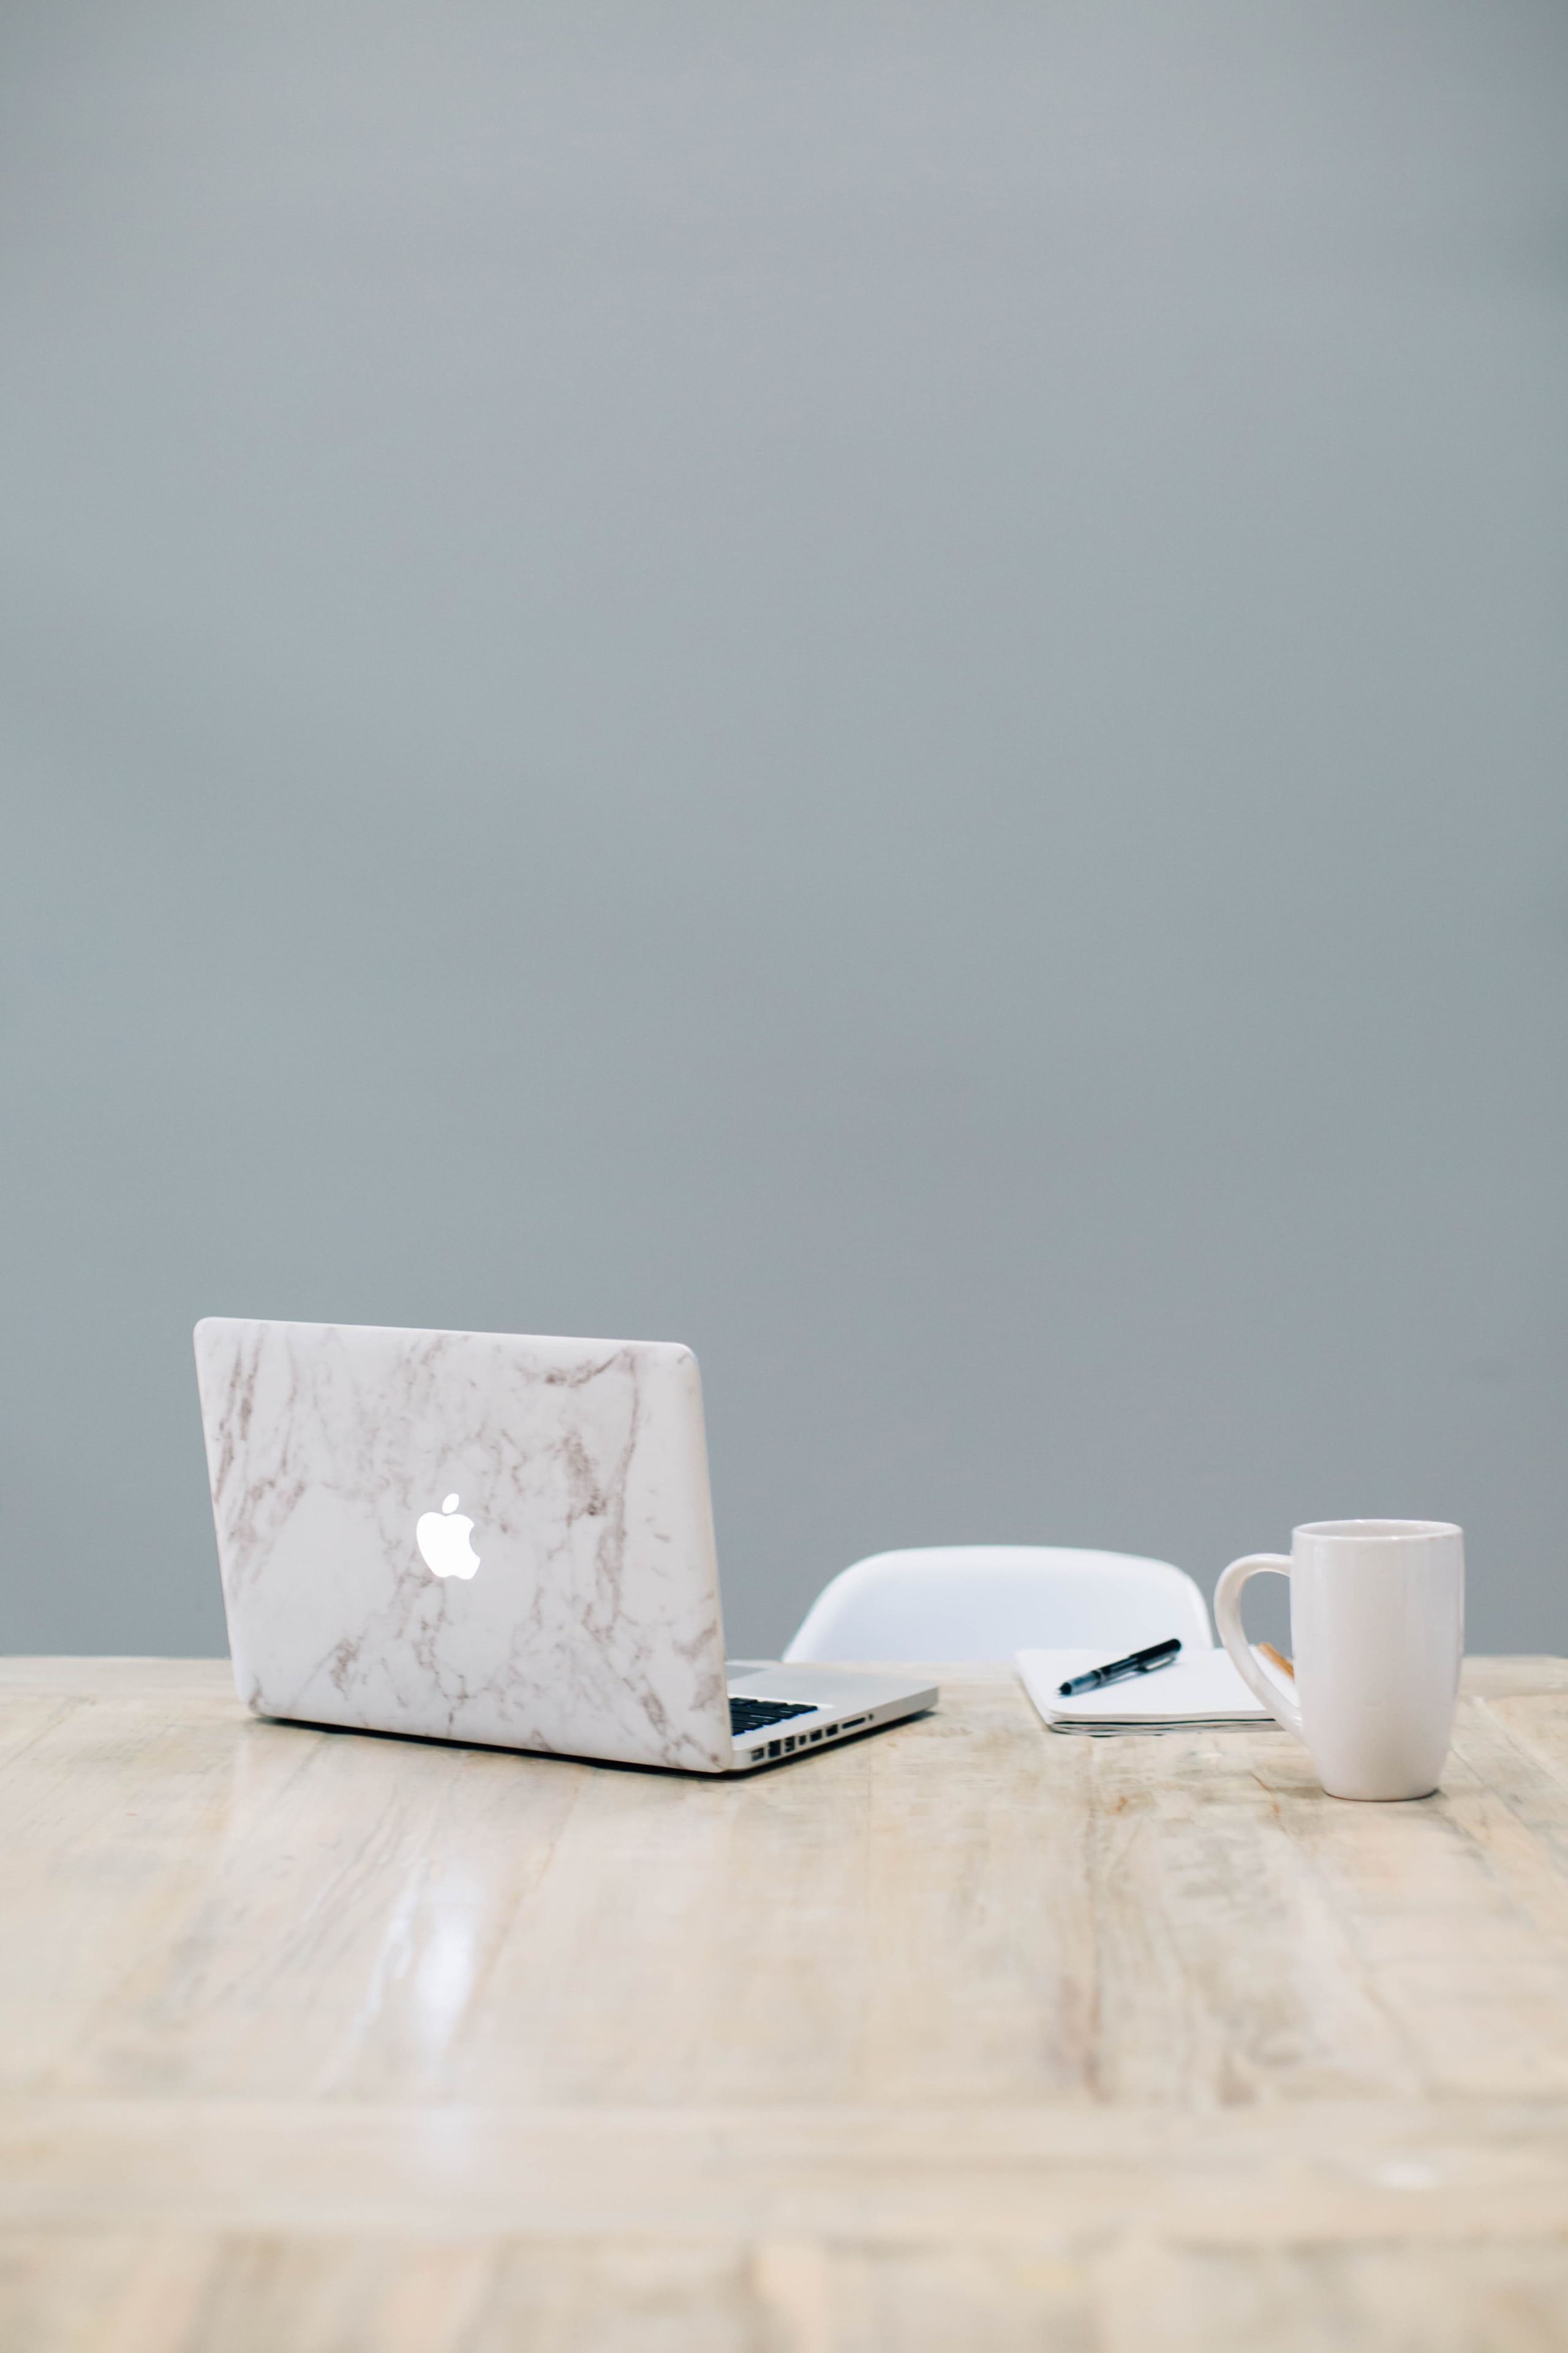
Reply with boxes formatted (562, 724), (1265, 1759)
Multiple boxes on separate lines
(194, 1318), (735, 1772)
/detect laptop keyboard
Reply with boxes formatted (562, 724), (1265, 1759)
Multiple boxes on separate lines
(729, 1696), (815, 1736)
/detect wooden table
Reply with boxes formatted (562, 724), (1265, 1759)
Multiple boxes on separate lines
(6, 1659), (1568, 2350)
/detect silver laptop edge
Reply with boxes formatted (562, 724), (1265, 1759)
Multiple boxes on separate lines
(725, 1664), (940, 1770)
(195, 1317), (936, 1775)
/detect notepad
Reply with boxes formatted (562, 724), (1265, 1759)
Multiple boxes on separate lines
(1017, 1645), (1290, 1735)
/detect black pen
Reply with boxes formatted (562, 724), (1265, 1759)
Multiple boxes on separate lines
(1058, 1637), (1182, 1698)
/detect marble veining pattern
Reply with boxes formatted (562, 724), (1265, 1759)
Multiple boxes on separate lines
(194, 1319), (734, 1772)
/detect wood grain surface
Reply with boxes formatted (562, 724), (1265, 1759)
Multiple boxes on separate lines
(4, 1656), (1568, 2348)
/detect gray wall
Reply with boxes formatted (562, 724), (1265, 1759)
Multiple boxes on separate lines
(4, 0), (1566, 1660)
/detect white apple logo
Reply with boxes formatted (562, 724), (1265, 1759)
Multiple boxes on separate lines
(416, 1493), (481, 1581)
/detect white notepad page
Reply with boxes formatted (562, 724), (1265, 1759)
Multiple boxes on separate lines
(1017, 1645), (1287, 1732)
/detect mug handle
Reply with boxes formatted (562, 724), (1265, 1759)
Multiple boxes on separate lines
(1213, 1554), (1304, 1739)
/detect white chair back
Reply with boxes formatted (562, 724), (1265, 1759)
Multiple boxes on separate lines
(783, 1544), (1212, 1664)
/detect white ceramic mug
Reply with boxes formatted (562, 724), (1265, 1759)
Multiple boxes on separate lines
(1214, 1519), (1464, 1800)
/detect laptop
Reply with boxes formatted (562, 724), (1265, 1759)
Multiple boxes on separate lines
(193, 1318), (937, 1773)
